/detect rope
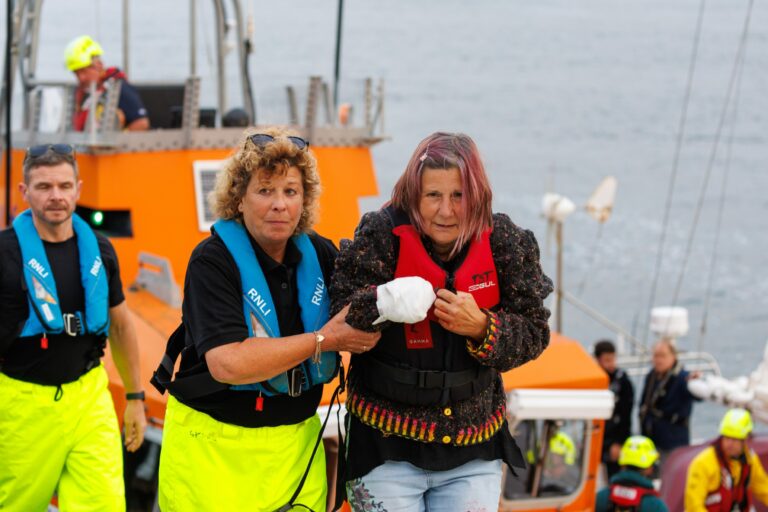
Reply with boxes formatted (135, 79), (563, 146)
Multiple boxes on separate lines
(642, 0), (707, 346)
(667, 0), (755, 317)
(575, 222), (604, 296)
(199, 0), (217, 86)
(697, 27), (749, 354)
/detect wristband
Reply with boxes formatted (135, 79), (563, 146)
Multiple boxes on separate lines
(126, 391), (145, 401)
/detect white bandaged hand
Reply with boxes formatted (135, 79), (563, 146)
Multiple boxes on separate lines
(372, 276), (436, 325)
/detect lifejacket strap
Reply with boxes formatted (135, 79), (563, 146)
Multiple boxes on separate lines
(363, 356), (493, 390)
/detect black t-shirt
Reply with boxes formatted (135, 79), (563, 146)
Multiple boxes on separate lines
(175, 230), (338, 428)
(0, 228), (125, 385)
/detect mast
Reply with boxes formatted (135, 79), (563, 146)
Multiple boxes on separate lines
(3, 0), (14, 226)
(332, 0), (344, 111)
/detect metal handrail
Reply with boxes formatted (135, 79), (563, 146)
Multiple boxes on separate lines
(561, 290), (648, 355)
(617, 351), (722, 378)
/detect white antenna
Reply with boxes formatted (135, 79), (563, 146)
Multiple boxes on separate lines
(541, 177), (619, 332)
(585, 176), (618, 223)
(541, 193), (575, 333)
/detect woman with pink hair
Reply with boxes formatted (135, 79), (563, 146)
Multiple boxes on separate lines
(331, 132), (554, 510)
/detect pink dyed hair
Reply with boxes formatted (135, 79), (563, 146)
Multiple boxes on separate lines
(391, 132), (493, 257)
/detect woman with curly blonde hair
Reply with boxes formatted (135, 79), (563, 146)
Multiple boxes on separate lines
(157, 127), (380, 511)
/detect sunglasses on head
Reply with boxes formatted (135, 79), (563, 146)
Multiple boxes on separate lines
(249, 133), (310, 150)
(26, 144), (76, 159)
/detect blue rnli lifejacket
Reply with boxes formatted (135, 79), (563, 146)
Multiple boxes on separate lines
(213, 219), (337, 396)
(13, 209), (109, 337)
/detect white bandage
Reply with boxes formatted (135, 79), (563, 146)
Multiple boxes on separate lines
(372, 276), (436, 325)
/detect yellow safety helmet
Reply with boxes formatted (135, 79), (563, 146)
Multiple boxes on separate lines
(619, 435), (659, 469)
(549, 431), (576, 466)
(64, 35), (103, 72)
(720, 408), (753, 440)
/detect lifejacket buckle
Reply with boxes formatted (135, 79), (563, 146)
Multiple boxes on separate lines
(417, 370), (446, 389)
(288, 367), (304, 397)
(63, 313), (82, 336)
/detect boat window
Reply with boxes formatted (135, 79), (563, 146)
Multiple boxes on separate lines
(502, 419), (587, 501)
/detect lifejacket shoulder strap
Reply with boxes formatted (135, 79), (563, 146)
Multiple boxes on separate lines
(14, 209), (65, 333)
(103, 66), (128, 82)
(213, 219), (281, 338)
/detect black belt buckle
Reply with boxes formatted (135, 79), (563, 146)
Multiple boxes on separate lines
(288, 367), (304, 397)
(417, 370), (445, 389)
(63, 313), (82, 337)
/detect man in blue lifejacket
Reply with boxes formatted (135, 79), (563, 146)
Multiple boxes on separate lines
(0, 144), (146, 511)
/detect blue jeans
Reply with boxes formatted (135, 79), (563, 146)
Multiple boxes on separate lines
(346, 459), (503, 512)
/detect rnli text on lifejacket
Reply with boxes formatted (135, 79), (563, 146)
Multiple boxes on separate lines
(89, 256), (102, 277)
(311, 278), (325, 306)
(27, 258), (50, 278)
(247, 288), (272, 316)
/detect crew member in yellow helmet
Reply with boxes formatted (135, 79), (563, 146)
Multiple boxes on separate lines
(596, 435), (668, 511)
(64, 35), (149, 131)
(539, 430), (580, 495)
(550, 431), (577, 466)
(685, 408), (768, 511)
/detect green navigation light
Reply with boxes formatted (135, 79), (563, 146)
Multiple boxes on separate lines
(91, 211), (104, 226)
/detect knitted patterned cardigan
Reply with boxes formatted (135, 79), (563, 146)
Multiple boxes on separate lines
(329, 209), (553, 447)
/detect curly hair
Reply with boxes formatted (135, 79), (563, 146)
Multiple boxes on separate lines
(210, 126), (321, 234)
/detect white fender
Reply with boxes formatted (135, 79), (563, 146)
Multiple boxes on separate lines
(688, 378), (713, 400)
(750, 406), (768, 426)
(753, 385), (768, 404)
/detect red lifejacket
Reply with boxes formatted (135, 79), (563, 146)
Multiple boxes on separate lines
(350, 207), (500, 407)
(73, 67), (128, 131)
(705, 440), (751, 512)
(609, 483), (660, 511)
(392, 221), (499, 349)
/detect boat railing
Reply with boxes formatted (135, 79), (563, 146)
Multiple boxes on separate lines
(561, 292), (722, 378)
(13, 74), (386, 152)
(561, 290), (649, 355)
(617, 351), (722, 378)
(284, 75), (386, 140)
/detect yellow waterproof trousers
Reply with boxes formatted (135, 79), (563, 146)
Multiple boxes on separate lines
(0, 366), (124, 512)
(159, 396), (327, 511)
